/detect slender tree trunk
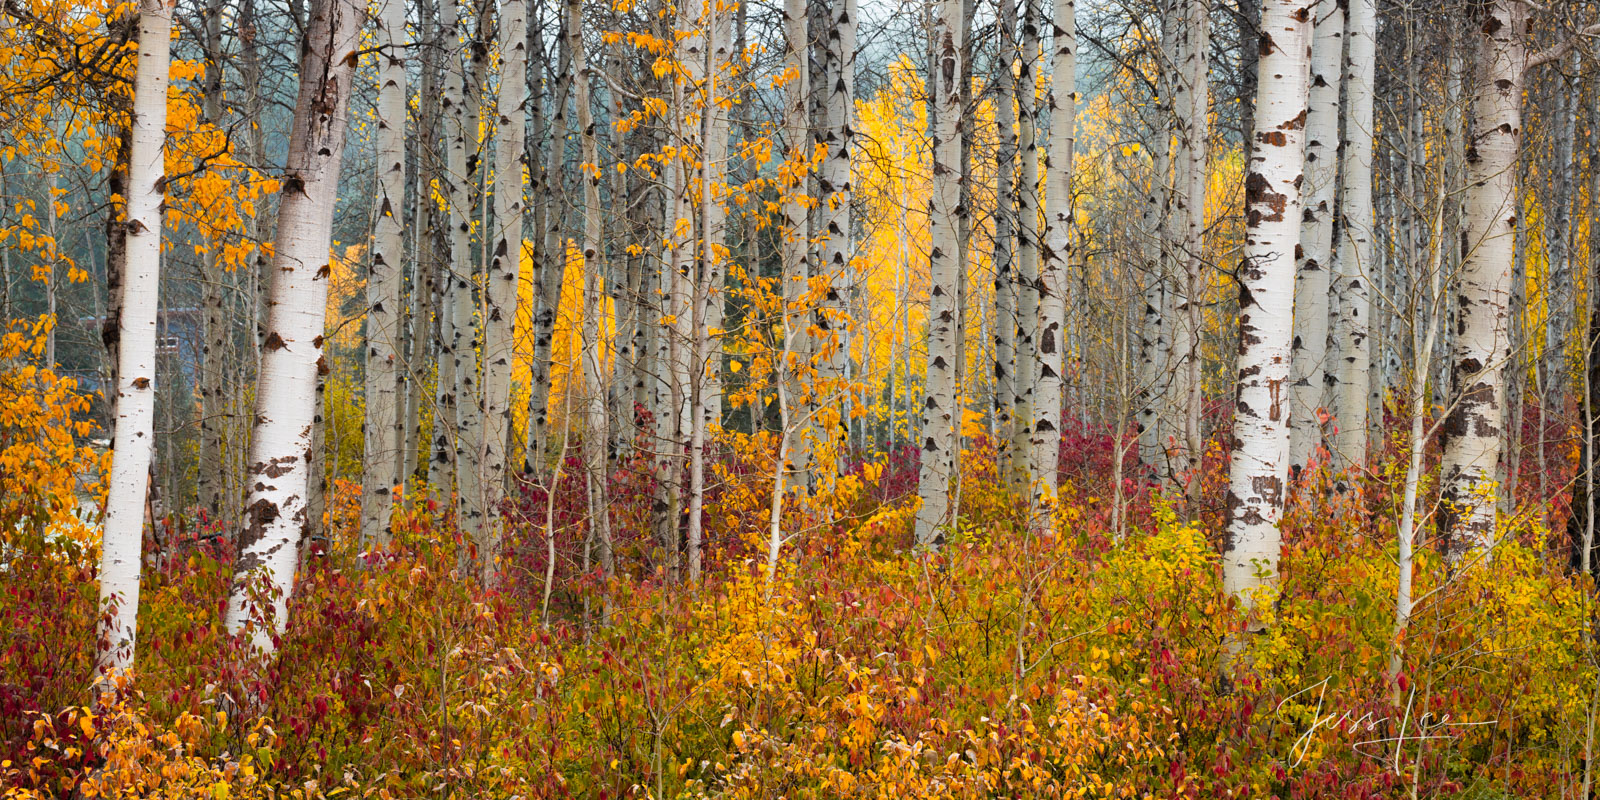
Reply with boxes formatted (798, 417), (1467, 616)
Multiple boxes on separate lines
(361, 0), (408, 547)
(1329, 0), (1374, 472)
(818, 0), (856, 460)
(97, 0), (172, 679)
(912, 0), (964, 549)
(226, 0), (363, 652)
(1032, 0), (1074, 526)
(993, 0), (1018, 479)
(480, 0), (527, 578)
(1173, 0), (1206, 512)
(571, 0), (613, 594)
(1288, 0), (1341, 476)
(196, 0), (226, 518)
(1543, 50), (1578, 419)
(1438, 0), (1527, 559)
(781, 0), (812, 484)
(454, 0), (492, 556)
(1011, 0), (1040, 495)
(527, 21), (573, 473)
(1222, 0), (1312, 622)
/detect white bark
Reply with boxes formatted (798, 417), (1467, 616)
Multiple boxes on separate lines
(226, 0), (363, 652)
(571, 0), (613, 587)
(454, 0), (491, 552)
(818, 0), (856, 455)
(1329, 0), (1373, 471)
(527, 23), (572, 473)
(97, 0), (172, 678)
(781, 0), (811, 482)
(1172, 0), (1206, 510)
(1010, 0), (1040, 494)
(480, 0), (526, 579)
(361, 0), (408, 547)
(912, 0), (963, 549)
(1438, 0), (1526, 558)
(1222, 0), (1311, 616)
(1288, 0), (1341, 474)
(993, 0), (1018, 477)
(1031, 0), (1074, 523)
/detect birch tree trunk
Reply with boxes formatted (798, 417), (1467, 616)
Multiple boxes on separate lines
(1438, 0), (1526, 558)
(1543, 50), (1578, 415)
(1329, 0), (1374, 471)
(433, 0), (471, 502)
(480, 0), (527, 578)
(1173, 0), (1206, 511)
(1222, 0), (1311, 620)
(912, 0), (963, 549)
(226, 0), (363, 652)
(196, 0), (226, 519)
(360, 0), (408, 547)
(1136, 20), (1174, 483)
(1010, 0), (1040, 495)
(1288, 0), (1341, 475)
(571, 0), (614, 590)
(97, 0), (172, 678)
(781, 0), (812, 484)
(993, 0), (1018, 479)
(818, 0), (856, 457)
(527, 21), (572, 473)
(454, 0), (491, 554)
(1032, 0), (1074, 524)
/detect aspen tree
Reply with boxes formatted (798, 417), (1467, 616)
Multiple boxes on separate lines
(1288, 0), (1341, 475)
(571, 0), (614, 587)
(1135, 3), (1175, 483)
(360, 0), (408, 547)
(1172, 0), (1206, 511)
(818, 0), (856, 453)
(227, 0), (363, 651)
(781, 0), (811, 483)
(993, 0), (1018, 477)
(196, 0), (225, 518)
(434, 0), (472, 501)
(97, 0), (172, 678)
(1329, 0), (1373, 471)
(528, 21), (573, 472)
(1010, 0), (1040, 494)
(1222, 0), (1312, 617)
(1438, 0), (1543, 556)
(455, 0), (492, 554)
(1032, 0), (1074, 524)
(913, 0), (964, 549)
(481, 0), (527, 577)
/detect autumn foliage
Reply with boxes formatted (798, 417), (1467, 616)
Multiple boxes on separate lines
(2, 328), (1596, 799)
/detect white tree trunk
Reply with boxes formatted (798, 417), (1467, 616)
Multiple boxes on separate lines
(993, 0), (1018, 478)
(1438, 0), (1526, 558)
(527, 24), (573, 473)
(1172, 0), (1206, 510)
(781, 0), (812, 483)
(97, 0), (172, 679)
(360, 0), (407, 547)
(1329, 0), (1374, 471)
(480, 0), (527, 579)
(226, 0), (363, 652)
(571, 0), (613, 588)
(817, 0), (856, 457)
(1288, 0), (1341, 475)
(1031, 0), (1074, 524)
(454, 0), (491, 554)
(912, 0), (963, 549)
(1010, 0), (1040, 495)
(1222, 0), (1312, 618)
